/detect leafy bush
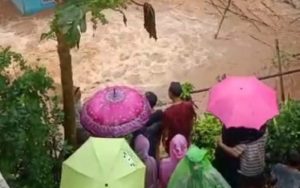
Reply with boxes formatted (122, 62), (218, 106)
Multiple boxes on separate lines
(0, 47), (65, 188)
(192, 113), (222, 160)
(267, 100), (300, 164)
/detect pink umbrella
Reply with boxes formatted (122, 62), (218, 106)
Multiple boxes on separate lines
(207, 76), (279, 130)
(80, 86), (151, 137)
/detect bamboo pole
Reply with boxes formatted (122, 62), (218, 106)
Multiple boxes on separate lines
(275, 39), (286, 101)
(191, 68), (300, 94)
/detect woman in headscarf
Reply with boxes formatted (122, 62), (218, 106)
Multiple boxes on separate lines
(134, 134), (158, 188)
(160, 134), (188, 188)
(162, 82), (196, 153)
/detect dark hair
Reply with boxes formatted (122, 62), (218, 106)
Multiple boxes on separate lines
(222, 125), (266, 146)
(145, 91), (157, 108)
(287, 150), (300, 167)
(169, 82), (182, 97)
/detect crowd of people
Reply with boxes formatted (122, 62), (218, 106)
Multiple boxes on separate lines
(74, 82), (300, 188)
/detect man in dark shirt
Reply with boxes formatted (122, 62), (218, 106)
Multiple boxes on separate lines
(131, 91), (163, 159)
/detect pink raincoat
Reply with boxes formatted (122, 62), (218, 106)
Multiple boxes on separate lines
(135, 134), (158, 188)
(159, 134), (188, 188)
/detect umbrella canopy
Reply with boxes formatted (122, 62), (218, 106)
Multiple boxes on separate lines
(60, 137), (145, 188)
(80, 86), (151, 137)
(207, 76), (279, 130)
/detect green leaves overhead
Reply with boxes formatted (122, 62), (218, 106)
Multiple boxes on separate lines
(44, 0), (127, 48)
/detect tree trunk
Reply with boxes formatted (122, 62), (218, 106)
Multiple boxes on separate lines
(56, 32), (77, 147)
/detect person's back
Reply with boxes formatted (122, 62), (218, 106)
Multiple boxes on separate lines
(131, 91), (163, 159)
(135, 134), (158, 188)
(163, 101), (196, 153)
(164, 102), (195, 138)
(162, 82), (196, 153)
(272, 150), (300, 188)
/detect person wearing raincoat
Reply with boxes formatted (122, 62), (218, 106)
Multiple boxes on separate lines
(159, 134), (188, 188)
(134, 134), (158, 188)
(167, 145), (231, 188)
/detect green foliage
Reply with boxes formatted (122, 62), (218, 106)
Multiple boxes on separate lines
(181, 82), (194, 101)
(192, 113), (222, 161)
(267, 100), (300, 164)
(43, 0), (127, 48)
(0, 47), (66, 188)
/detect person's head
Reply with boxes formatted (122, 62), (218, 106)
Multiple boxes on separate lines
(169, 134), (188, 161)
(287, 150), (300, 169)
(134, 134), (150, 161)
(168, 82), (182, 101)
(145, 91), (158, 109)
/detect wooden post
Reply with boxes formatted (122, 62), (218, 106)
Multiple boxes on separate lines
(275, 39), (285, 102)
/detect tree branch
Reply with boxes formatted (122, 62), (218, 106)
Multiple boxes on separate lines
(206, 1), (271, 29)
(209, 0), (223, 16)
(248, 34), (273, 48)
(112, 8), (128, 26)
(131, 0), (143, 6)
(214, 0), (232, 39)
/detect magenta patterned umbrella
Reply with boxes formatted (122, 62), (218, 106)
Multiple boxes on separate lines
(80, 86), (151, 137)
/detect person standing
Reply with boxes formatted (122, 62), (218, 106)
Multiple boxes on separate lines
(217, 126), (268, 188)
(131, 91), (163, 159)
(134, 135), (158, 188)
(161, 82), (196, 153)
(159, 134), (188, 188)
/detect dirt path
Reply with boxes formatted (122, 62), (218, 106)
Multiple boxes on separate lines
(0, 0), (300, 111)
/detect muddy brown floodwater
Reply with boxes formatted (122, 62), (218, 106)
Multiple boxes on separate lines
(0, 0), (300, 111)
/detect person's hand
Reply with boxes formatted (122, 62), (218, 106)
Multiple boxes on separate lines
(216, 136), (223, 146)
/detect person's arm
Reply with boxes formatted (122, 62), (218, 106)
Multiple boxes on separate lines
(161, 112), (169, 148)
(217, 137), (245, 158)
(144, 110), (163, 127)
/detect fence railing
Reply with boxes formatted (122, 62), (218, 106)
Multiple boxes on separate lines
(191, 68), (300, 94)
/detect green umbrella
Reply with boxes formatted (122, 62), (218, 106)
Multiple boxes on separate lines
(168, 145), (231, 188)
(60, 137), (145, 188)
